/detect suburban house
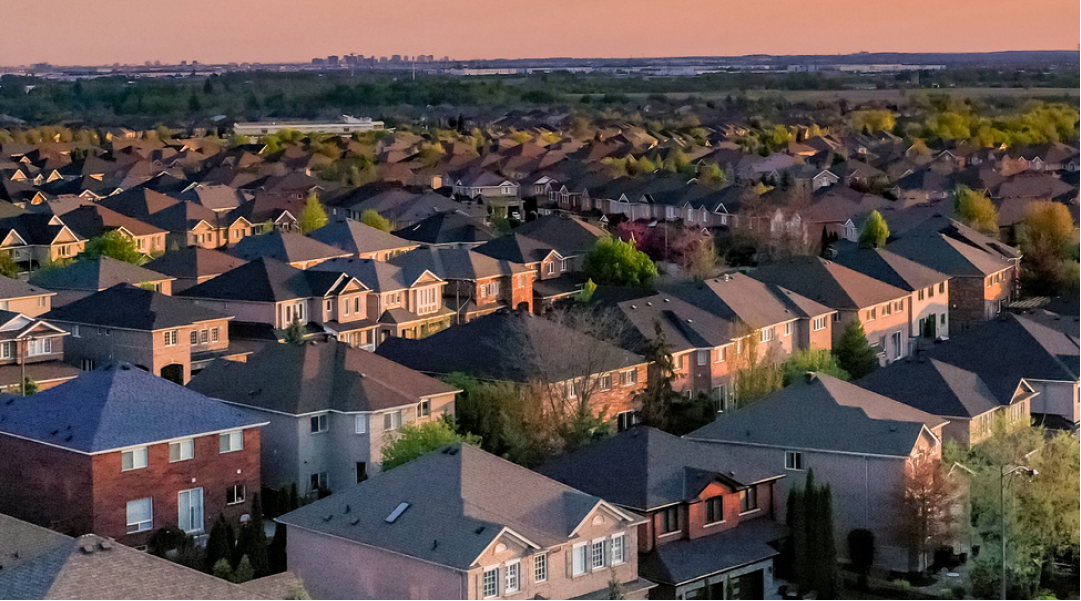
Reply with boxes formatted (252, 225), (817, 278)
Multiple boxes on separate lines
(687, 373), (948, 572)
(538, 427), (786, 600)
(53, 204), (168, 257)
(188, 340), (460, 496)
(179, 258), (378, 349)
(228, 229), (352, 269)
(0, 309), (75, 393)
(0, 513), (261, 599)
(0, 213), (86, 269)
(309, 256), (454, 343)
(389, 246), (535, 322)
(309, 216), (420, 261)
(886, 217), (1020, 331)
(393, 211), (497, 248)
(0, 275), (57, 317)
(858, 358), (1033, 447)
(276, 443), (653, 600)
(831, 246), (952, 339)
(449, 170), (521, 199)
(377, 310), (650, 430)
(752, 256), (915, 365)
(0, 363), (266, 547)
(29, 255), (175, 306)
(144, 246), (249, 294)
(45, 284), (237, 383)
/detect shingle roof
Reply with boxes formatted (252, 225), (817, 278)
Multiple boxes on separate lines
(0, 362), (264, 453)
(309, 216), (418, 257)
(750, 257), (909, 311)
(56, 204), (166, 239)
(388, 246), (530, 282)
(886, 217), (1019, 278)
(473, 232), (556, 264)
(229, 230), (351, 265)
(0, 276), (53, 301)
(29, 257), (173, 292)
(45, 284), (231, 330)
(831, 247), (950, 292)
(277, 443), (641, 570)
(309, 257), (422, 293)
(857, 359), (1003, 419)
(510, 214), (606, 255)
(667, 273), (834, 329)
(537, 427), (783, 512)
(143, 246), (248, 279)
(686, 374), (946, 457)
(638, 519), (785, 586)
(180, 258), (343, 302)
(189, 340), (458, 415)
(393, 211), (495, 245)
(0, 514), (260, 600)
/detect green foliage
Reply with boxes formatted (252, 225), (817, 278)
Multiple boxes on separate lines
(636, 322), (679, 430)
(847, 529), (875, 589)
(1017, 200), (1077, 297)
(584, 237), (657, 288)
(298, 193), (328, 235)
(233, 555), (254, 584)
(442, 373), (546, 467)
(697, 163), (727, 187)
(284, 316), (306, 345)
(734, 332), (783, 407)
(833, 320), (878, 380)
(80, 230), (146, 264)
(212, 558), (235, 582)
(261, 219), (276, 234)
(235, 493), (269, 578)
(0, 252), (19, 279)
(787, 470), (840, 598)
(285, 584), (313, 600)
(19, 377), (38, 397)
(381, 417), (482, 471)
(606, 568), (627, 600)
(204, 514), (236, 574)
(268, 523), (287, 574)
(858, 210), (890, 249)
(577, 278), (597, 304)
(360, 209), (393, 233)
(953, 185), (1000, 235)
(849, 109), (896, 134)
(781, 349), (849, 386)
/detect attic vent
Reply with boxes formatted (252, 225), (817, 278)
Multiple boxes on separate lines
(98, 539), (113, 551)
(119, 364), (131, 371)
(630, 305), (636, 310)
(349, 517), (360, 526)
(475, 526), (486, 535)
(323, 514), (333, 522)
(385, 502), (410, 523)
(432, 540), (439, 550)
(80, 544), (96, 554)
(447, 446), (458, 455)
(663, 298), (669, 302)
(359, 373), (367, 378)
(248, 389), (262, 396)
(646, 302), (652, 307)
(686, 319), (692, 323)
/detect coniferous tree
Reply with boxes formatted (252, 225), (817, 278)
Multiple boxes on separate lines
(268, 523), (288, 574)
(236, 493), (270, 578)
(204, 515), (233, 573)
(817, 484), (841, 598)
(636, 322), (678, 429)
(788, 485), (809, 592)
(833, 320), (878, 379)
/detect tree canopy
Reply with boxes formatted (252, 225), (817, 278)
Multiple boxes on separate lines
(380, 417), (482, 471)
(858, 210), (889, 249)
(781, 348), (849, 386)
(832, 320), (878, 379)
(953, 185), (1000, 235)
(360, 209), (393, 233)
(79, 230), (146, 264)
(298, 193), (328, 235)
(583, 236), (657, 288)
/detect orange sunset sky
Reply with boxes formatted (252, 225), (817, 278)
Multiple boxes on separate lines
(3, 0), (1078, 66)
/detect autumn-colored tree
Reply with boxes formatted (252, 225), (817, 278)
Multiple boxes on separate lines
(953, 185), (999, 235)
(360, 209), (393, 233)
(297, 193), (328, 235)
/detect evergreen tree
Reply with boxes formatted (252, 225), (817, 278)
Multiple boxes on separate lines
(233, 555), (255, 583)
(816, 484), (840, 598)
(298, 193), (328, 235)
(289, 483), (299, 510)
(788, 485), (809, 592)
(212, 558), (236, 582)
(236, 493), (270, 578)
(268, 523), (288, 574)
(833, 320), (878, 379)
(360, 209), (393, 233)
(284, 316), (306, 345)
(636, 322), (678, 430)
(204, 515), (233, 573)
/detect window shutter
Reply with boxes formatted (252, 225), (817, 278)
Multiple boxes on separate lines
(566, 546), (574, 577)
(384, 413), (392, 430)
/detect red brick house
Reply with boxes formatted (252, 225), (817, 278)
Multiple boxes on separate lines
(0, 309), (76, 393)
(0, 363), (266, 547)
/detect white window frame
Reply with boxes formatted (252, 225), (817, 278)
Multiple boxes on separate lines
(126, 498), (153, 533)
(355, 414), (367, 434)
(226, 483), (246, 505)
(384, 410), (403, 431)
(505, 559), (520, 594)
(311, 413), (329, 434)
(169, 438), (194, 463)
(71, 324), (80, 338)
(534, 553), (548, 583)
(697, 350), (708, 366)
(482, 566), (499, 598)
(611, 533), (626, 565)
(219, 430), (243, 453)
(572, 543), (587, 576)
(620, 369), (638, 386)
(26, 337), (51, 357)
(418, 400), (431, 418)
(785, 451), (804, 470)
(590, 538), (606, 571)
(784, 322), (792, 337)
(178, 487), (204, 534)
(163, 329), (178, 346)
(121, 446), (148, 471)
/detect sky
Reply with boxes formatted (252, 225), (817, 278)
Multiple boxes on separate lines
(3, 0), (1078, 66)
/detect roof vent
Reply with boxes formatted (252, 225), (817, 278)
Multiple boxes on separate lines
(646, 302), (652, 307)
(323, 514), (333, 522)
(447, 446), (458, 455)
(98, 539), (113, 551)
(663, 298), (669, 302)
(630, 305), (636, 310)
(344, 504), (351, 514)
(80, 543), (96, 554)
(475, 526), (486, 535)
(359, 373), (366, 378)
(349, 517), (360, 526)
(385, 502), (410, 523)
(119, 363), (131, 371)
(432, 540), (439, 550)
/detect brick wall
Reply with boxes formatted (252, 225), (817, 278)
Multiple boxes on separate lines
(0, 434), (94, 537)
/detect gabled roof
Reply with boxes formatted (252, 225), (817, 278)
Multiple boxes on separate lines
(141, 200), (224, 233)
(388, 246), (530, 282)
(886, 217), (1017, 278)
(143, 246), (248, 280)
(45, 284), (231, 330)
(189, 340), (458, 415)
(229, 229), (351, 265)
(277, 443), (642, 570)
(510, 214), (606, 255)
(831, 247), (950, 292)
(0, 362), (264, 454)
(0, 276), (53, 301)
(473, 232), (558, 264)
(56, 204), (166, 239)
(667, 273), (834, 330)
(0, 213), (82, 247)
(600, 289), (737, 355)
(180, 258), (343, 303)
(687, 374), (946, 458)
(751, 256), (909, 311)
(96, 187), (180, 218)
(30, 256), (173, 292)
(309, 257), (437, 293)
(857, 359), (1005, 419)
(392, 211), (496, 245)
(537, 427), (783, 512)
(308, 217), (418, 257)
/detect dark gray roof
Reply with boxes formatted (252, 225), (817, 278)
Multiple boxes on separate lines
(277, 443), (640, 570)
(638, 519), (785, 586)
(308, 216), (417, 257)
(510, 214), (606, 255)
(751, 256), (909, 311)
(831, 247), (949, 292)
(667, 273), (834, 329)
(886, 216), (1019, 278)
(0, 362), (264, 453)
(180, 258), (348, 302)
(393, 211), (495, 245)
(388, 246), (530, 282)
(474, 232), (556, 264)
(29, 257), (173, 292)
(143, 246), (248, 279)
(537, 427), (783, 512)
(686, 374), (947, 457)
(45, 284), (231, 330)
(229, 229), (351, 264)
(857, 359), (1003, 419)
(309, 257), (422, 293)
(0, 276), (53, 301)
(189, 340), (458, 415)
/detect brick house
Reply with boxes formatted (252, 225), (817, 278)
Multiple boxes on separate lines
(277, 443), (653, 600)
(0, 275), (56, 317)
(538, 427), (787, 600)
(753, 256), (914, 365)
(189, 340), (460, 496)
(29, 256), (175, 306)
(53, 204), (168, 257)
(143, 246), (249, 294)
(228, 229), (352, 269)
(45, 284), (237, 384)
(0, 213), (86, 269)
(308, 216), (420, 261)
(143, 200), (258, 251)
(0, 363), (266, 547)
(377, 310), (649, 430)
(0, 309), (76, 393)
(389, 246), (534, 322)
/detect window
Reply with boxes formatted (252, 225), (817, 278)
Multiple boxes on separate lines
(705, 496), (725, 525)
(126, 498), (153, 533)
(534, 553), (548, 583)
(355, 414), (367, 434)
(759, 327), (774, 343)
(354, 297), (361, 314)
(866, 307), (876, 321)
(163, 329), (178, 346)
(617, 410), (639, 432)
(310, 472), (328, 492)
(697, 350), (708, 366)
(833, 313), (841, 322)
(591, 539), (605, 570)
(891, 331), (902, 359)
(918, 288), (925, 301)
(928, 284), (935, 298)
(505, 561), (520, 594)
(356, 462), (368, 483)
(785, 451), (804, 470)
(561, 259), (570, 272)
(383, 410), (402, 431)
(190, 331), (198, 345)
(739, 487), (758, 514)
(546, 261), (555, 276)
(81, 359), (96, 371)
(200, 329), (208, 344)
(416, 286), (439, 315)
(418, 400), (430, 418)
(482, 567), (499, 598)
(71, 325), (80, 338)
(219, 430), (243, 453)
(599, 373), (612, 391)
(169, 439), (194, 462)
(611, 534), (625, 565)
(940, 313), (946, 325)
(813, 316), (827, 331)
(226, 484), (246, 505)
(310, 414), (329, 433)
(784, 322), (792, 336)
(572, 543), (588, 576)
(717, 346), (727, 362)
(121, 447), (148, 471)
(939, 282), (946, 294)
(883, 303), (892, 316)
(620, 369), (637, 386)
(986, 276), (992, 288)
(660, 506), (679, 534)
(178, 488), (204, 533)
(211, 327), (219, 342)
(326, 300), (333, 312)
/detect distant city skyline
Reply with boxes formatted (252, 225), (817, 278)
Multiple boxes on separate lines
(3, 0), (1078, 66)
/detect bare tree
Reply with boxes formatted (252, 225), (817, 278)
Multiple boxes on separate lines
(902, 457), (961, 571)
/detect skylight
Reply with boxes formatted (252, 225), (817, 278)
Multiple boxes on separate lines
(385, 502), (410, 523)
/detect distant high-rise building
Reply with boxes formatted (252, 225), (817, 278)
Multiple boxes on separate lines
(390, 55), (401, 63)
(327, 55), (339, 66)
(312, 58), (325, 65)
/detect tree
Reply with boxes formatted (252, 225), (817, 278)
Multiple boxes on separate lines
(605, 568), (627, 600)
(849, 109), (896, 134)
(0, 251), (19, 279)
(233, 555), (255, 583)
(584, 237), (657, 288)
(781, 348), (849, 386)
(858, 210), (890, 249)
(833, 320), (878, 379)
(80, 230), (145, 264)
(204, 514), (235, 574)
(787, 470), (841, 598)
(360, 209), (393, 233)
(380, 417), (482, 471)
(268, 523), (287, 574)
(733, 327), (783, 407)
(902, 458), (960, 572)
(682, 235), (721, 281)
(1017, 200), (1077, 296)
(284, 316), (306, 345)
(20, 377), (38, 396)
(298, 193), (328, 235)
(698, 163), (727, 188)
(577, 278), (597, 303)
(212, 558), (236, 582)
(848, 529), (875, 589)
(235, 493), (270, 578)
(953, 185), (999, 235)
(636, 322), (679, 430)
